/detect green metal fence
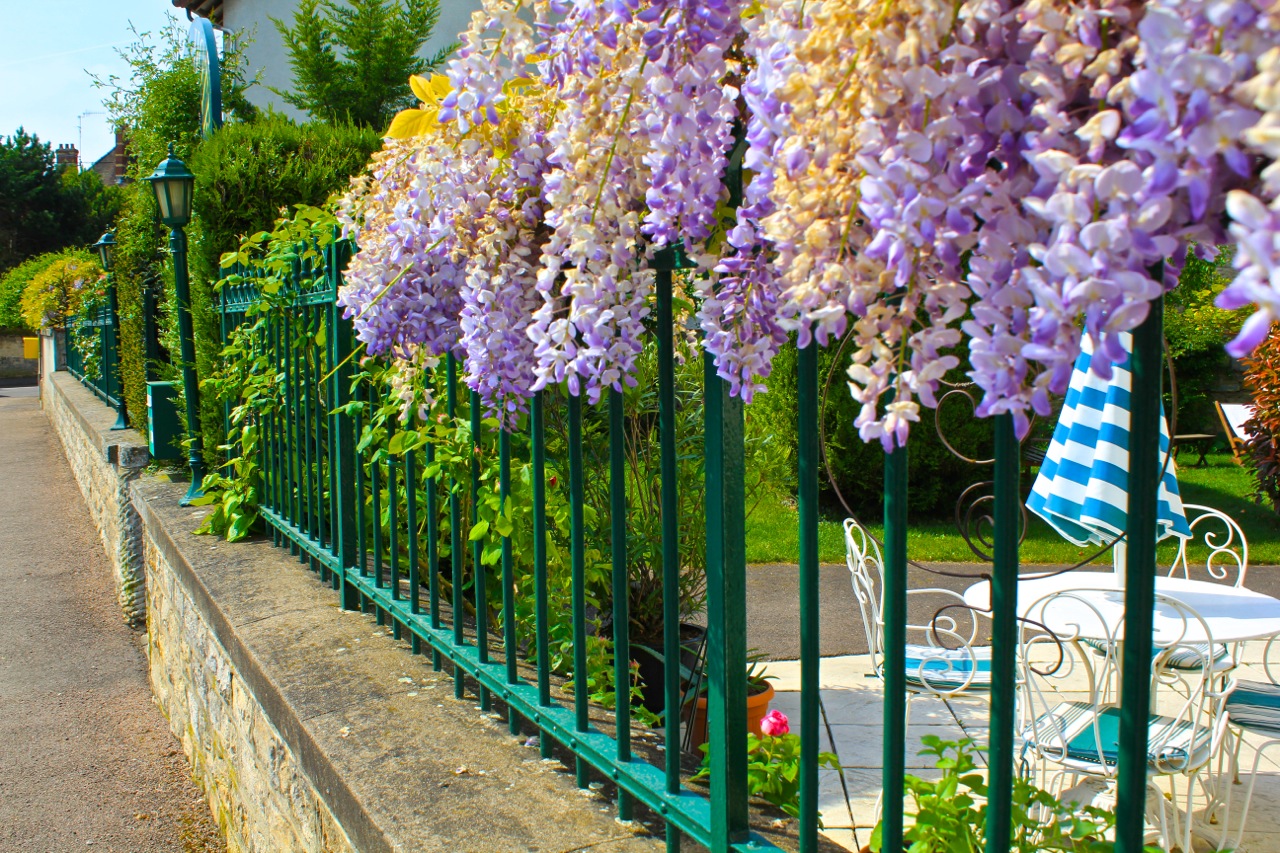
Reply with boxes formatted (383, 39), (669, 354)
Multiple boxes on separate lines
(218, 238), (1166, 853)
(65, 299), (127, 426)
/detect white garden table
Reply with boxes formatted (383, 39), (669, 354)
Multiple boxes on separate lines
(965, 572), (1280, 847)
(962, 572), (1280, 645)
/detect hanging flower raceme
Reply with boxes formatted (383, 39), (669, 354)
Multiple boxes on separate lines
(336, 0), (1280, 447)
(336, 139), (466, 360)
(1217, 7), (1280, 355)
(439, 2), (557, 427)
(635, 0), (744, 252)
(703, 0), (800, 402)
(765, 0), (1013, 449)
(528, 5), (657, 403)
(1010, 1), (1260, 410)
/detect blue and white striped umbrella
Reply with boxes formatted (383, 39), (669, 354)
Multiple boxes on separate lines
(1027, 333), (1192, 547)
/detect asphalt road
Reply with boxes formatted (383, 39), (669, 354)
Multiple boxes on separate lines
(0, 384), (223, 852)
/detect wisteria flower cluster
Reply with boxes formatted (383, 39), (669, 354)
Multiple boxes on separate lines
(335, 0), (1280, 449)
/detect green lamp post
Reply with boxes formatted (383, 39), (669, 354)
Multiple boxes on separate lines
(91, 230), (128, 431)
(145, 144), (204, 505)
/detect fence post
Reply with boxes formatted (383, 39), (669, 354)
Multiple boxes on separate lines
(881, 440), (908, 853)
(796, 342), (820, 852)
(106, 276), (128, 429)
(704, 353), (749, 851)
(656, 267), (683, 849)
(986, 413), (1020, 853)
(219, 268), (231, 448)
(1116, 295), (1163, 853)
(329, 236), (361, 612)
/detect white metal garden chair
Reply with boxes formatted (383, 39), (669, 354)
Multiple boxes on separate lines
(1088, 505), (1248, 686)
(1158, 504), (1250, 679)
(844, 518), (992, 707)
(1211, 635), (1280, 851)
(1018, 589), (1234, 853)
(1167, 503), (1249, 589)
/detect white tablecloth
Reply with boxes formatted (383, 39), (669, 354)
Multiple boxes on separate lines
(962, 572), (1280, 645)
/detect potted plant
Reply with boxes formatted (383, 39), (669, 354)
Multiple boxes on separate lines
(692, 709), (841, 824)
(684, 650), (776, 749)
(582, 335), (710, 713)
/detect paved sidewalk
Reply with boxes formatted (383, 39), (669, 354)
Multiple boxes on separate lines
(770, 650), (1280, 853)
(0, 385), (223, 852)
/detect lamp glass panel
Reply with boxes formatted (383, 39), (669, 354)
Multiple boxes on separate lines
(153, 179), (173, 223)
(172, 178), (192, 223)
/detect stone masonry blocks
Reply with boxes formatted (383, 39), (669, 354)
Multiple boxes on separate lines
(144, 539), (355, 853)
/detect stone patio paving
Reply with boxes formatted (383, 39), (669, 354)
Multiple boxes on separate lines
(769, 643), (1280, 853)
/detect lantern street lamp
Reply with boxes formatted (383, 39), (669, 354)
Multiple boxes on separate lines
(91, 230), (128, 431)
(146, 144), (204, 505)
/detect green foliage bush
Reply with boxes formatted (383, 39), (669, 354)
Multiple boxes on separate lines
(1164, 248), (1248, 435)
(97, 17), (374, 463)
(0, 254), (60, 332)
(112, 187), (167, 437)
(0, 129), (122, 272)
(181, 116), (379, 469)
(271, 0), (456, 129)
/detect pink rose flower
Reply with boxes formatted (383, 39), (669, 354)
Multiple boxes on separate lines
(759, 709), (789, 737)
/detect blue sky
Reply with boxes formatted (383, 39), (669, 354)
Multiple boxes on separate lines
(1, 0), (175, 169)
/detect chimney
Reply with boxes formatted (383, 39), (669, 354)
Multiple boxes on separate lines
(113, 127), (129, 184)
(55, 143), (78, 171)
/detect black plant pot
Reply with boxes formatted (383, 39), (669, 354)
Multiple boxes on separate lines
(630, 622), (707, 716)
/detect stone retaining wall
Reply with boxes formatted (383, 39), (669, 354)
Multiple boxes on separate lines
(46, 366), (663, 853)
(140, 515), (358, 853)
(42, 370), (148, 624)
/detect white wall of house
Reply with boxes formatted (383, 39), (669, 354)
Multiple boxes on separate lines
(220, 0), (479, 124)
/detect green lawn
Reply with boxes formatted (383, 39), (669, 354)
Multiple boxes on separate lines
(744, 453), (1280, 566)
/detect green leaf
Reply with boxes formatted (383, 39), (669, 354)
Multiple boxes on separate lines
(388, 431), (406, 454)
(469, 519), (489, 540)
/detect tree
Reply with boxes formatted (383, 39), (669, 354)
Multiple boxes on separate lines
(0, 129), (123, 274)
(272, 0), (457, 130)
(20, 251), (101, 331)
(0, 130), (68, 271)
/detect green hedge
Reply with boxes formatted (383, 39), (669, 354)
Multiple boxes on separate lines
(114, 184), (168, 434)
(112, 116), (377, 461)
(748, 339), (1005, 519)
(101, 18), (256, 450)
(183, 116), (381, 464)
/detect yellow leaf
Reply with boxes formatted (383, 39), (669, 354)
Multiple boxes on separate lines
(386, 108), (438, 139)
(409, 73), (452, 106)
(502, 77), (538, 96)
(408, 74), (432, 104)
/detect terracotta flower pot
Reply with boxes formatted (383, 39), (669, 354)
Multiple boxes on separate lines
(687, 682), (776, 749)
